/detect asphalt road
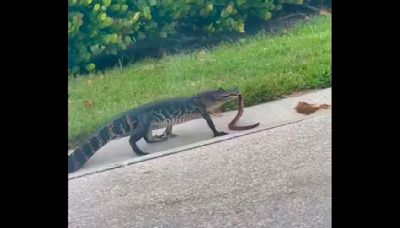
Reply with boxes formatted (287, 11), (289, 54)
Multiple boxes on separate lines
(69, 113), (331, 228)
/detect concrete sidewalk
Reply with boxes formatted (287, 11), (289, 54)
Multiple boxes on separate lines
(69, 110), (331, 227)
(69, 88), (331, 179)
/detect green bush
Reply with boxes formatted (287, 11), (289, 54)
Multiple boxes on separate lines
(68, 0), (304, 74)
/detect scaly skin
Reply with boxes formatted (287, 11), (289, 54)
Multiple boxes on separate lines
(68, 88), (239, 173)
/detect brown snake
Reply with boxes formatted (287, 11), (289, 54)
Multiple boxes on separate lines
(228, 94), (260, 130)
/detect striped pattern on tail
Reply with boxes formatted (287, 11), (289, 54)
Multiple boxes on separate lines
(68, 114), (138, 173)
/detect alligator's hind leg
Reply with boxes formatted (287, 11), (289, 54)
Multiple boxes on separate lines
(128, 124), (149, 155)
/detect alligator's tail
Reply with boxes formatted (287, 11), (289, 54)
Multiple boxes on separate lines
(68, 114), (138, 173)
(68, 131), (108, 173)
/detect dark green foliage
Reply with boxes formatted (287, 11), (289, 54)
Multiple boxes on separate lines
(68, 0), (302, 74)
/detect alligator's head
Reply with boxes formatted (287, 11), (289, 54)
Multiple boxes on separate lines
(197, 87), (240, 112)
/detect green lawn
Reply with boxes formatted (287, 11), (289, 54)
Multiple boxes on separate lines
(68, 15), (331, 144)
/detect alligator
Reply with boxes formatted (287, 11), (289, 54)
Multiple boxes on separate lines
(68, 88), (240, 173)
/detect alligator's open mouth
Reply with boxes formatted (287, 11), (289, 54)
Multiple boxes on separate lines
(221, 88), (240, 98)
(222, 93), (240, 98)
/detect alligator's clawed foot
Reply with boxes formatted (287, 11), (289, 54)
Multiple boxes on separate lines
(214, 131), (228, 137)
(156, 132), (178, 138)
(136, 151), (150, 156)
(154, 134), (169, 140)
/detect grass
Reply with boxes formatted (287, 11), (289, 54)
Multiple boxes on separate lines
(68, 15), (331, 143)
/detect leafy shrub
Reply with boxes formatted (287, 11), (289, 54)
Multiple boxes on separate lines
(68, 0), (304, 74)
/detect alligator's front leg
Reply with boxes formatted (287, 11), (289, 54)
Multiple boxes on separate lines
(199, 108), (228, 137)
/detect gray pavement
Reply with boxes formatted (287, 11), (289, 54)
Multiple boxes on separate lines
(68, 88), (331, 228)
(69, 113), (331, 228)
